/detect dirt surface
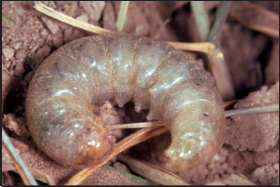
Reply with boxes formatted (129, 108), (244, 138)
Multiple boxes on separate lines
(2, 1), (279, 185)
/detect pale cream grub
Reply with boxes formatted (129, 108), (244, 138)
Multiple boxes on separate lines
(26, 33), (226, 171)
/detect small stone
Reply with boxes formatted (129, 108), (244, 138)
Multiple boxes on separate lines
(30, 43), (40, 53)
(41, 17), (59, 34)
(260, 85), (268, 91)
(220, 163), (228, 171)
(79, 1), (105, 21)
(40, 28), (49, 37)
(76, 14), (88, 23)
(218, 155), (226, 163)
(15, 49), (27, 59)
(219, 147), (229, 156)
(52, 31), (63, 48)
(17, 7), (25, 16)
(2, 46), (15, 58)
(38, 45), (51, 59)
(207, 163), (215, 170)
(39, 38), (45, 47)
(14, 42), (22, 50)
(273, 163), (279, 170)
(14, 61), (25, 78)
(113, 162), (131, 174)
(3, 60), (11, 69)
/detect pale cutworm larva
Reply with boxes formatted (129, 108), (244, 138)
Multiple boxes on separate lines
(26, 33), (226, 171)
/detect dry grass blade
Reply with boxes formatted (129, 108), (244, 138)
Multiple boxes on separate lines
(2, 162), (55, 185)
(222, 174), (256, 185)
(118, 126), (167, 150)
(117, 155), (189, 185)
(65, 126), (167, 185)
(34, 2), (217, 55)
(2, 128), (37, 185)
(107, 121), (164, 129)
(167, 42), (215, 54)
(34, 2), (112, 34)
(229, 1), (279, 38)
(2, 162), (16, 171)
(104, 102), (277, 131)
(8, 137), (29, 151)
(223, 99), (238, 109)
(205, 1), (235, 101)
(65, 163), (101, 185)
(225, 103), (279, 117)
(27, 168), (56, 185)
(208, 49), (235, 101)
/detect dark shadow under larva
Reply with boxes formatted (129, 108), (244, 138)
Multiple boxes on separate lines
(25, 33), (226, 171)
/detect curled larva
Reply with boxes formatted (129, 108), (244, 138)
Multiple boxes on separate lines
(26, 33), (226, 171)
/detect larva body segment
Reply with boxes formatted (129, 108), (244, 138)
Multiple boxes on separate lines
(26, 33), (226, 171)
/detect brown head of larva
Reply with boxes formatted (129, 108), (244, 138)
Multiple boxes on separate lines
(27, 114), (115, 169)
(62, 119), (114, 169)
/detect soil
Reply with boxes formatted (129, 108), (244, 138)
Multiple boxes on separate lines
(2, 1), (279, 185)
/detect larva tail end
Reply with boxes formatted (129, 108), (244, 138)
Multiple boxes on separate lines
(163, 140), (219, 171)
(162, 103), (226, 171)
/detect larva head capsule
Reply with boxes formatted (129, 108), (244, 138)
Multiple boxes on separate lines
(53, 118), (114, 169)
(27, 110), (114, 168)
(69, 121), (114, 168)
